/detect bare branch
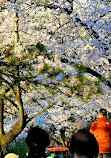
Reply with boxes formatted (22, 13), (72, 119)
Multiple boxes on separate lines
(4, 96), (19, 110)
(85, 67), (111, 88)
(27, 95), (63, 122)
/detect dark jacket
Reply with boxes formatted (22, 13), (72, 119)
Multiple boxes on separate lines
(69, 129), (99, 158)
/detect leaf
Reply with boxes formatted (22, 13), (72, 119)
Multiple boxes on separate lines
(36, 42), (46, 52)
(0, 87), (5, 98)
(27, 47), (36, 53)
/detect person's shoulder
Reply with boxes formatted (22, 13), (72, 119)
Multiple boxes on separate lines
(75, 129), (90, 136)
(82, 129), (94, 135)
(91, 120), (98, 126)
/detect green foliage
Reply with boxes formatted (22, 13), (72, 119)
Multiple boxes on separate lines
(36, 42), (46, 52)
(70, 84), (83, 96)
(100, 76), (106, 82)
(74, 64), (85, 84)
(35, 0), (49, 5)
(41, 63), (64, 78)
(27, 47), (36, 53)
(49, 88), (58, 95)
(0, 76), (5, 85)
(74, 63), (86, 74)
(48, 68), (59, 77)
(64, 79), (70, 87)
(48, 67), (64, 78)
(48, 101), (53, 107)
(9, 56), (16, 65)
(0, 87), (5, 98)
(7, 139), (28, 158)
(95, 80), (103, 94)
(70, 63), (104, 101)
(42, 62), (50, 73)
(0, 43), (104, 105)
(82, 96), (91, 103)
(61, 99), (66, 105)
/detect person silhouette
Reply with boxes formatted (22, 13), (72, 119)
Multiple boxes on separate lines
(26, 126), (50, 158)
(90, 108), (111, 158)
(69, 120), (99, 158)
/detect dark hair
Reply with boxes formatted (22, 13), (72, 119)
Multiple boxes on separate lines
(26, 127), (50, 158)
(69, 129), (99, 158)
(99, 108), (107, 117)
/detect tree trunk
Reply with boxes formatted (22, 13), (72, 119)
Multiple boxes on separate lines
(0, 1), (26, 157)
(16, 65), (24, 126)
(0, 68), (26, 157)
(14, 0), (19, 56)
(59, 134), (66, 148)
(0, 98), (4, 135)
(0, 98), (4, 158)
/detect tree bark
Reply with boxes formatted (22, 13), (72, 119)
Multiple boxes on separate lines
(16, 65), (24, 126)
(0, 98), (4, 135)
(85, 67), (111, 88)
(0, 66), (26, 157)
(14, 0), (19, 56)
(0, 98), (4, 158)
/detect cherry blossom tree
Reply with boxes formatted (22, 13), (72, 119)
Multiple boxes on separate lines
(0, 0), (111, 156)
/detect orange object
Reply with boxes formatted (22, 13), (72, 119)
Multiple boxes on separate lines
(46, 147), (69, 152)
(90, 117), (111, 153)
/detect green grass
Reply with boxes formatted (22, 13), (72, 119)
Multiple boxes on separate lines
(7, 138), (29, 158)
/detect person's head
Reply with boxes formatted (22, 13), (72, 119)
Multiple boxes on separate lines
(99, 108), (107, 117)
(69, 130), (99, 158)
(77, 120), (87, 130)
(4, 153), (19, 158)
(26, 126), (50, 158)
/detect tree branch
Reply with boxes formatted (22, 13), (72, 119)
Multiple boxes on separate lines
(27, 95), (63, 123)
(75, 15), (99, 39)
(52, 135), (62, 144)
(85, 67), (111, 88)
(16, 65), (24, 126)
(35, 3), (73, 15)
(4, 96), (19, 110)
(0, 98), (4, 135)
